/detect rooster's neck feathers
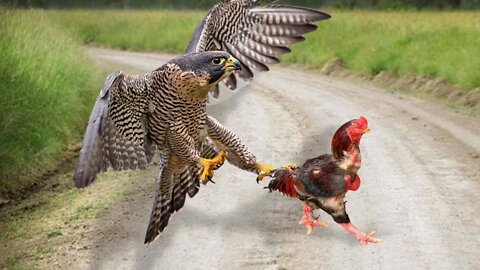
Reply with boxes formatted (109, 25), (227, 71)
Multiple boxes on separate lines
(331, 117), (368, 160)
(331, 120), (355, 160)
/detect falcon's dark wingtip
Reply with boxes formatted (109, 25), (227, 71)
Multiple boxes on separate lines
(258, 5), (332, 23)
(284, 5), (332, 20)
(73, 171), (96, 189)
(301, 7), (331, 21)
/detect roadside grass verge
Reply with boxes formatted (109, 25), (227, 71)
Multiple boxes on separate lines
(48, 10), (203, 53)
(283, 11), (480, 92)
(0, 167), (142, 269)
(48, 9), (480, 92)
(0, 10), (102, 196)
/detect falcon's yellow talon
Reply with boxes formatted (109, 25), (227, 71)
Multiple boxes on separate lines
(256, 163), (297, 183)
(255, 163), (275, 182)
(283, 163), (297, 170)
(199, 151), (228, 184)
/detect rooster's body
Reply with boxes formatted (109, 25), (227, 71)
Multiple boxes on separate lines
(267, 117), (381, 246)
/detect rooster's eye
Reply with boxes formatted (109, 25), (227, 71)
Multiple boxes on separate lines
(211, 57), (224, 65)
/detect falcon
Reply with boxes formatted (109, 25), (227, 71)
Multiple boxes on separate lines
(73, 51), (273, 244)
(186, 0), (331, 99)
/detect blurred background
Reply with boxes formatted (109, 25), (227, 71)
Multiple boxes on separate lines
(2, 0), (480, 9)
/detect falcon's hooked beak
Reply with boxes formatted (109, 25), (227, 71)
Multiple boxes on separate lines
(225, 56), (241, 71)
(208, 56), (241, 85)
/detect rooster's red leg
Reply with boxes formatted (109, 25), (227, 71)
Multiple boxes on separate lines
(299, 203), (328, 234)
(340, 223), (382, 246)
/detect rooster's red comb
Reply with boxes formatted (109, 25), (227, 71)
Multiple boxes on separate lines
(352, 116), (368, 129)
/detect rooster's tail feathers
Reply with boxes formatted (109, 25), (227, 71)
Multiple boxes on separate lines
(267, 168), (297, 197)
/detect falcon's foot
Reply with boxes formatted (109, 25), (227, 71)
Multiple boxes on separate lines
(199, 151), (228, 184)
(256, 163), (297, 183)
(282, 163), (297, 170)
(340, 222), (383, 246)
(299, 203), (328, 234)
(255, 163), (275, 182)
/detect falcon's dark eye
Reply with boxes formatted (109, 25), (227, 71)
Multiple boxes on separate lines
(211, 57), (225, 65)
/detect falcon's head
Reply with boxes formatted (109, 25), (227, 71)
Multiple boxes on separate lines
(167, 51), (241, 100)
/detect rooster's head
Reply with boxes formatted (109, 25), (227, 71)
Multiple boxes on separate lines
(331, 116), (370, 159)
(346, 116), (370, 144)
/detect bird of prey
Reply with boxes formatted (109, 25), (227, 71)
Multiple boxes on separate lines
(73, 51), (273, 244)
(266, 117), (382, 246)
(186, 0), (331, 99)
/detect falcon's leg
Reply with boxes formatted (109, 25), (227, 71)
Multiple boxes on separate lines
(299, 203), (328, 234)
(198, 151), (228, 184)
(206, 116), (273, 176)
(168, 122), (227, 185)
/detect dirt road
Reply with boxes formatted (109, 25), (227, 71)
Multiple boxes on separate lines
(81, 48), (480, 269)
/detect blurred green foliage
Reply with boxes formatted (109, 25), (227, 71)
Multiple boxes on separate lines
(0, 10), (101, 195)
(282, 11), (480, 90)
(49, 10), (480, 90)
(48, 10), (202, 53)
(1, 0), (479, 9)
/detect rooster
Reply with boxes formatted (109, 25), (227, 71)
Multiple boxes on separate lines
(265, 116), (382, 246)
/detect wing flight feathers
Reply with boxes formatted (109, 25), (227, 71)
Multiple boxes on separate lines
(186, 1), (330, 100)
(73, 72), (155, 188)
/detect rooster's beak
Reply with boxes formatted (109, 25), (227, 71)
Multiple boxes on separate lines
(364, 128), (371, 134)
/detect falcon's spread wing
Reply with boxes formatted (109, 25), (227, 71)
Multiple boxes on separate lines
(73, 72), (156, 188)
(186, 0), (330, 99)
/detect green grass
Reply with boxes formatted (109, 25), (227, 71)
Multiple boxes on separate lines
(2, 251), (30, 270)
(48, 10), (203, 53)
(67, 202), (105, 221)
(283, 11), (480, 91)
(0, 10), (102, 196)
(48, 9), (479, 91)
(47, 228), (63, 239)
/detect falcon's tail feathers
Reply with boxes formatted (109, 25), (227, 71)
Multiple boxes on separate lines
(267, 168), (297, 197)
(144, 163), (201, 245)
